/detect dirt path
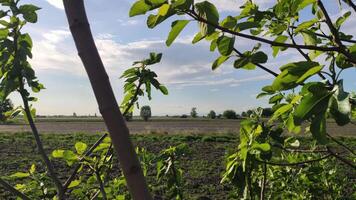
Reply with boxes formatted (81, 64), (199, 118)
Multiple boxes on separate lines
(0, 120), (355, 136)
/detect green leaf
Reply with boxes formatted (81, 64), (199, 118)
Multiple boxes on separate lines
(0, 29), (8, 40)
(52, 150), (64, 158)
(217, 36), (235, 56)
(269, 93), (283, 104)
(63, 150), (78, 166)
(159, 85), (168, 95)
(294, 18), (318, 33)
(271, 61), (322, 91)
(10, 172), (30, 178)
(75, 142), (87, 155)
(192, 32), (205, 44)
(329, 80), (351, 126)
(234, 57), (255, 70)
(19, 4), (41, 23)
(220, 16), (236, 29)
(29, 164), (36, 174)
(158, 4), (170, 16)
(195, 1), (219, 35)
(294, 84), (332, 125)
(270, 104), (293, 121)
(310, 112), (327, 144)
(235, 21), (260, 32)
(335, 11), (351, 29)
(251, 51), (267, 64)
(129, 0), (152, 17)
(272, 35), (288, 57)
(296, 65), (323, 83)
(212, 56), (229, 70)
(301, 31), (317, 45)
(68, 179), (81, 189)
(252, 143), (270, 152)
(166, 20), (190, 46)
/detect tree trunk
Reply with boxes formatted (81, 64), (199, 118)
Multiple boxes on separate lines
(62, 1), (152, 199)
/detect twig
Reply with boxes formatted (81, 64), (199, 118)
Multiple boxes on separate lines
(261, 153), (332, 166)
(95, 170), (107, 200)
(63, 133), (108, 191)
(233, 48), (279, 77)
(287, 27), (330, 84)
(327, 133), (356, 156)
(0, 178), (31, 200)
(260, 163), (267, 200)
(327, 147), (356, 169)
(273, 144), (328, 153)
(345, 0), (356, 12)
(185, 10), (340, 52)
(290, 26), (356, 44)
(317, 0), (356, 64)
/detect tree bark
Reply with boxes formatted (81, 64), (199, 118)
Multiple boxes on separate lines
(62, 1), (152, 199)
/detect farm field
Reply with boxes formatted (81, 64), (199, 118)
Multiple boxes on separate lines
(0, 119), (355, 136)
(0, 132), (355, 199)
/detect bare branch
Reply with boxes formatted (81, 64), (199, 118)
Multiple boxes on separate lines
(63, 133), (108, 191)
(260, 154), (332, 166)
(317, 0), (356, 64)
(327, 133), (356, 156)
(327, 147), (356, 169)
(0, 178), (31, 200)
(186, 11), (340, 52)
(260, 163), (267, 200)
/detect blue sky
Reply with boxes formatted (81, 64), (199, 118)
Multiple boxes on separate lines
(8, 0), (356, 116)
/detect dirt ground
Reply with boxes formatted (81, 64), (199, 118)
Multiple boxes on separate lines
(0, 119), (355, 136)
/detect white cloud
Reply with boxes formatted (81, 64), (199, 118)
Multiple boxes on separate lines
(46, 0), (64, 9)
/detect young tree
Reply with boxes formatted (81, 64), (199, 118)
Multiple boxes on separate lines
(223, 110), (237, 119)
(140, 105), (152, 121)
(207, 110), (216, 119)
(130, 0), (356, 198)
(190, 107), (197, 118)
(63, 1), (152, 199)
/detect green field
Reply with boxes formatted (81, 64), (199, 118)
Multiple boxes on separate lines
(1, 132), (355, 199)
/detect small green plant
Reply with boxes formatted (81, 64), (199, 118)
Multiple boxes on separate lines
(140, 105), (152, 121)
(156, 144), (189, 200)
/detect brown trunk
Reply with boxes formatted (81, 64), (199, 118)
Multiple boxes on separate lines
(62, 1), (152, 199)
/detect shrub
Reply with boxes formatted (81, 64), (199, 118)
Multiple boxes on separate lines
(190, 107), (197, 118)
(223, 110), (237, 119)
(140, 106), (151, 121)
(207, 110), (216, 119)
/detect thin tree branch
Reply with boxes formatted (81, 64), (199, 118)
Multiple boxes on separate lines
(273, 144), (328, 153)
(327, 147), (356, 169)
(317, 0), (356, 63)
(122, 81), (143, 116)
(185, 11), (340, 52)
(260, 153), (332, 166)
(95, 170), (107, 200)
(327, 133), (356, 156)
(63, 133), (108, 191)
(233, 48), (279, 77)
(0, 178), (31, 200)
(344, 0), (356, 12)
(287, 28), (330, 84)
(260, 163), (267, 200)
(290, 26), (356, 44)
